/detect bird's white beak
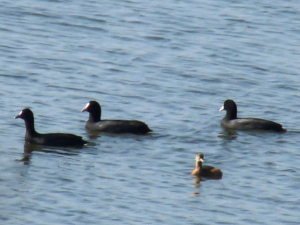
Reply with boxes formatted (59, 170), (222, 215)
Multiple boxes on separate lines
(219, 105), (224, 112)
(81, 103), (90, 112)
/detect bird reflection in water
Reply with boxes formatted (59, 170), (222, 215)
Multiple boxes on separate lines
(18, 143), (81, 165)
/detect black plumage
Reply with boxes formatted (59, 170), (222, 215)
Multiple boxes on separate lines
(81, 101), (152, 135)
(15, 108), (87, 147)
(219, 99), (286, 132)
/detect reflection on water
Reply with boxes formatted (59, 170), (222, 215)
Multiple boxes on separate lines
(218, 129), (238, 140)
(2, 0), (300, 224)
(18, 143), (81, 164)
(23, 143), (44, 154)
(194, 176), (203, 184)
(193, 175), (222, 184)
(85, 129), (104, 140)
(85, 129), (153, 142)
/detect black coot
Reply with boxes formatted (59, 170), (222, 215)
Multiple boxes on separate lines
(15, 108), (88, 147)
(191, 153), (222, 179)
(219, 99), (286, 132)
(81, 101), (152, 134)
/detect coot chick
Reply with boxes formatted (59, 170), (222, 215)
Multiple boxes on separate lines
(81, 101), (152, 134)
(219, 99), (286, 132)
(15, 108), (88, 147)
(191, 153), (222, 179)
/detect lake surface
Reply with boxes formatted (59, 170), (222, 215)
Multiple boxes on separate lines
(1, 0), (300, 224)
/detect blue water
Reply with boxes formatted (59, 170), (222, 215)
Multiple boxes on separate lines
(1, 0), (300, 224)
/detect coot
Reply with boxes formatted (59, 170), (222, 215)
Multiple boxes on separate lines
(191, 153), (222, 179)
(219, 99), (286, 132)
(81, 101), (152, 134)
(15, 108), (88, 147)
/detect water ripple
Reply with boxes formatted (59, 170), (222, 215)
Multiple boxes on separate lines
(1, 1), (300, 225)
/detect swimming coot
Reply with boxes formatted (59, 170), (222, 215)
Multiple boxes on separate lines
(15, 108), (88, 147)
(81, 101), (152, 134)
(219, 99), (286, 132)
(191, 153), (222, 179)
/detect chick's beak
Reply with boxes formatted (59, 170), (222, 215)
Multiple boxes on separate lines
(195, 156), (204, 163)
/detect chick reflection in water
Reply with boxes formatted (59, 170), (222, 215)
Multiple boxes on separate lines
(191, 153), (222, 182)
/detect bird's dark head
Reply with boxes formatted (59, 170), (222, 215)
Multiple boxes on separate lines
(15, 108), (34, 121)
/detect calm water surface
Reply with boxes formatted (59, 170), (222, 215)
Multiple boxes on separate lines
(1, 0), (300, 224)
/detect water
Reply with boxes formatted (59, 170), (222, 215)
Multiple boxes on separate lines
(1, 0), (300, 224)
